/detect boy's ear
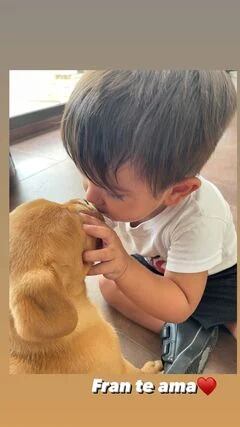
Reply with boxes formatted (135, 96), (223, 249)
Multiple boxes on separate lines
(163, 177), (201, 206)
(10, 268), (78, 342)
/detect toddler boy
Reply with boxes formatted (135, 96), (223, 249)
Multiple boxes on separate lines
(61, 70), (237, 373)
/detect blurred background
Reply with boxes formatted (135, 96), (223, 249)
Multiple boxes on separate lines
(10, 70), (84, 117)
(10, 70), (84, 142)
(9, 70), (237, 374)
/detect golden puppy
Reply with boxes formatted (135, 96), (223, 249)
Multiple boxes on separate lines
(9, 198), (162, 374)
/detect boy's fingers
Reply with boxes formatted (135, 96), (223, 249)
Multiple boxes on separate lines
(82, 224), (112, 243)
(87, 261), (113, 276)
(83, 248), (113, 263)
(79, 213), (103, 225)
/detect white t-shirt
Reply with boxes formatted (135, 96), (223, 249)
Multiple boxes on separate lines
(105, 176), (237, 275)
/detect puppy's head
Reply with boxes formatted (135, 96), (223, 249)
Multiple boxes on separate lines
(9, 198), (103, 343)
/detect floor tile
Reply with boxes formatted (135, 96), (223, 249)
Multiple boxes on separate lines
(10, 147), (59, 180)
(10, 157), (85, 211)
(11, 129), (68, 161)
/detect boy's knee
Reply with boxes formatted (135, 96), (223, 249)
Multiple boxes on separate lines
(99, 276), (118, 305)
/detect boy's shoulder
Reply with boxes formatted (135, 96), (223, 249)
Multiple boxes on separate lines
(153, 176), (232, 227)
(154, 175), (233, 235)
(163, 175), (234, 240)
(188, 175), (231, 221)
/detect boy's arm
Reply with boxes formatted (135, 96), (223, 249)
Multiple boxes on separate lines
(80, 213), (208, 322)
(115, 256), (208, 322)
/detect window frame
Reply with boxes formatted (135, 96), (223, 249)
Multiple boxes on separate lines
(10, 104), (65, 144)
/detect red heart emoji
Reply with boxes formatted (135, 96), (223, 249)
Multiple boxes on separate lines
(197, 377), (217, 395)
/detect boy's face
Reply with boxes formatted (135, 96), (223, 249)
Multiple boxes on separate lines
(82, 163), (166, 223)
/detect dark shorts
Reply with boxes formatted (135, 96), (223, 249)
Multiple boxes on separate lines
(132, 254), (237, 329)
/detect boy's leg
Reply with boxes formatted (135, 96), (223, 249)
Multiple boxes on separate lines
(99, 276), (218, 374)
(99, 276), (164, 333)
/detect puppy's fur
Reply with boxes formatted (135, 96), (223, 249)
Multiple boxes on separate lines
(9, 198), (162, 374)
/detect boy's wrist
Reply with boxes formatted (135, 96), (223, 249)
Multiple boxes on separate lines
(114, 254), (133, 282)
(115, 256), (137, 286)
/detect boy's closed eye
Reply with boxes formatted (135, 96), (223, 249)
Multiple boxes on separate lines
(108, 191), (125, 200)
(82, 175), (126, 201)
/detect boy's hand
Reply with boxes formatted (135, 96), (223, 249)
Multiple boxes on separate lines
(80, 213), (131, 281)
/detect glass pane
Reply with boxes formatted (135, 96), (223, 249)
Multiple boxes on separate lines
(9, 70), (84, 117)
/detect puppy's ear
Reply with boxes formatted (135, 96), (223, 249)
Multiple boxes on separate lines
(10, 268), (78, 342)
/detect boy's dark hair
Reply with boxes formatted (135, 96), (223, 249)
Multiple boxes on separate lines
(61, 70), (236, 197)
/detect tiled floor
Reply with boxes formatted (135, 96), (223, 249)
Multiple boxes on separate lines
(10, 112), (237, 373)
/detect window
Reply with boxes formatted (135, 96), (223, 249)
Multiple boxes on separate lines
(10, 70), (84, 143)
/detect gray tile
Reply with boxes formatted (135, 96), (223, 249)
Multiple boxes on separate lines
(10, 157), (85, 211)
(10, 147), (58, 180)
(11, 129), (68, 161)
(117, 331), (160, 368)
(203, 329), (236, 374)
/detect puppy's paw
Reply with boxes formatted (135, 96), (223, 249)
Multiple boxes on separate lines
(141, 360), (163, 373)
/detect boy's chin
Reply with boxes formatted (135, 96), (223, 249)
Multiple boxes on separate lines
(103, 212), (142, 223)
(100, 209), (145, 223)
(101, 211), (123, 221)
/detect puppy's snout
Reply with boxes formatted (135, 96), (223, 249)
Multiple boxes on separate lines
(83, 199), (97, 211)
(77, 198), (96, 211)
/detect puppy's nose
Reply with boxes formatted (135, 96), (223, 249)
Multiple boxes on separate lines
(83, 199), (96, 210)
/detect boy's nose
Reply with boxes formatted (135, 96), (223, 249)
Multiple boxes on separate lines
(85, 182), (105, 210)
